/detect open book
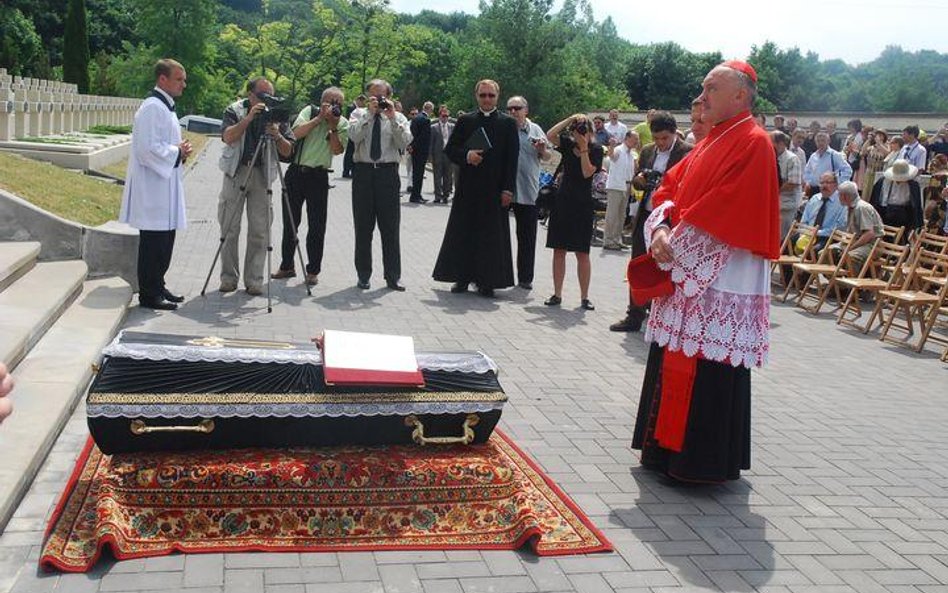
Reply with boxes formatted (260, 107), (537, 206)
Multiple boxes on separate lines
(320, 330), (424, 387)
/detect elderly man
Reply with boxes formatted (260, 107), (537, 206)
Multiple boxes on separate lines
(630, 60), (780, 483)
(835, 181), (883, 271)
(120, 58), (192, 310)
(272, 86), (348, 286)
(800, 172), (848, 251)
(803, 131), (852, 196)
(218, 77), (294, 295)
(869, 159), (923, 241)
(348, 79), (412, 290)
(772, 130), (803, 240)
(603, 131), (637, 250)
(506, 95), (550, 289)
(604, 109), (628, 144)
(433, 79), (519, 298)
(430, 105), (455, 203)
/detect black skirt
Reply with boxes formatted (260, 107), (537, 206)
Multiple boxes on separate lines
(631, 343), (751, 483)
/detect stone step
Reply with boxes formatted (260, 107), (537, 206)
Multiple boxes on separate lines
(0, 241), (40, 294)
(0, 260), (86, 370)
(0, 276), (131, 532)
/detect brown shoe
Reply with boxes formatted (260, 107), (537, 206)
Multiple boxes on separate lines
(305, 273), (319, 286)
(271, 268), (296, 280)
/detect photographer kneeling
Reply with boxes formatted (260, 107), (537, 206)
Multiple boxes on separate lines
(272, 87), (348, 286)
(218, 77), (294, 295)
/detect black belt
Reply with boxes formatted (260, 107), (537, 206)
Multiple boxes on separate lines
(355, 162), (398, 169)
(292, 164), (329, 173)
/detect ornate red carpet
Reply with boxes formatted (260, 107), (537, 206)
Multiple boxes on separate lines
(41, 431), (611, 572)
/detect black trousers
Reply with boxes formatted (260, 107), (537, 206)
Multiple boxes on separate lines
(280, 165), (329, 274)
(342, 140), (355, 176)
(352, 163), (401, 283)
(410, 150), (429, 198)
(137, 229), (176, 302)
(511, 203), (538, 285)
(881, 204), (914, 244)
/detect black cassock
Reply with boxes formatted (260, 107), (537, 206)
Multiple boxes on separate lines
(432, 110), (519, 289)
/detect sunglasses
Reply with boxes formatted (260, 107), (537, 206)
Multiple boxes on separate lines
(478, 93), (497, 98)
(507, 106), (524, 111)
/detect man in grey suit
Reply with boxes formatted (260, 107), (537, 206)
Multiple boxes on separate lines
(429, 104), (455, 203)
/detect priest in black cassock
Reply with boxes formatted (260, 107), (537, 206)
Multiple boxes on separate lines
(432, 79), (519, 297)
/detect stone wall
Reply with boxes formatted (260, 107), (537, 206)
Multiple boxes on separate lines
(0, 69), (141, 141)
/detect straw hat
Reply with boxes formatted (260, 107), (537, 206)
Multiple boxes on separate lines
(884, 159), (919, 182)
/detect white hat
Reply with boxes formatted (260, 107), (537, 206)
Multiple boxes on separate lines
(884, 159), (919, 182)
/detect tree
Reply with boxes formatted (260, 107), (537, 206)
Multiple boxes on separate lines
(0, 7), (44, 77)
(63, 0), (91, 92)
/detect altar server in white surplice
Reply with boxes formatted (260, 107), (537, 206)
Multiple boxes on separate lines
(120, 58), (193, 311)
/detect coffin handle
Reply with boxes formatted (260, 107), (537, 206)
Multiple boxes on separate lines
(130, 419), (215, 435)
(404, 414), (479, 446)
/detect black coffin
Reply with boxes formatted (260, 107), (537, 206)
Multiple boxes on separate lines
(87, 332), (506, 454)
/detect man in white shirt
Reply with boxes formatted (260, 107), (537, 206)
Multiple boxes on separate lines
(604, 109), (628, 144)
(900, 125), (928, 172)
(603, 131), (637, 250)
(772, 130), (803, 240)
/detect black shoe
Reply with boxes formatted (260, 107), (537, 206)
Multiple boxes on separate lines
(140, 298), (177, 311)
(342, 173), (352, 178)
(386, 280), (406, 292)
(518, 282), (532, 290)
(450, 282), (469, 293)
(161, 289), (184, 303)
(609, 317), (642, 332)
(477, 286), (494, 297)
(544, 295), (561, 306)
(357, 280), (370, 290)
(409, 196), (428, 204)
(581, 299), (595, 311)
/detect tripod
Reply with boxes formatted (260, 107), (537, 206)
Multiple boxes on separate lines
(201, 130), (311, 313)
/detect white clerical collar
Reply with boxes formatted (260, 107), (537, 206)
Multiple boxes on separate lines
(154, 87), (174, 109)
(479, 108), (497, 116)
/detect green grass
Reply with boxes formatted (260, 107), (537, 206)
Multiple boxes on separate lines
(87, 124), (132, 135)
(0, 152), (122, 226)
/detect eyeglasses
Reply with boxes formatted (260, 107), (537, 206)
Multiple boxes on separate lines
(478, 93), (497, 98)
(507, 106), (524, 111)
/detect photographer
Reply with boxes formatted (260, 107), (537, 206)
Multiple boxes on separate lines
(272, 87), (348, 287)
(348, 78), (412, 291)
(542, 113), (604, 310)
(610, 111), (692, 332)
(218, 77), (294, 295)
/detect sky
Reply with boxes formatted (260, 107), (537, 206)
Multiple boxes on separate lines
(389, 0), (948, 66)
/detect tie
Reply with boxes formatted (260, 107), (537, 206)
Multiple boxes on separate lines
(814, 197), (830, 227)
(370, 114), (382, 162)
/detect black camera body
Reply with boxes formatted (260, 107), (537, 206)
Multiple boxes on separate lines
(328, 103), (342, 118)
(255, 91), (290, 124)
(376, 96), (391, 111)
(640, 168), (664, 193)
(570, 120), (588, 136)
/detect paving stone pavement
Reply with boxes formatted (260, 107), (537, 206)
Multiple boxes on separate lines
(3, 139), (947, 593)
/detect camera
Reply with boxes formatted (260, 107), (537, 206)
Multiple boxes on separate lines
(327, 102), (342, 118)
(376, 96), (391, 111)
(255, 91), (290, 124)
(640, 168), (664, 193)
(570, 120), (588, 135)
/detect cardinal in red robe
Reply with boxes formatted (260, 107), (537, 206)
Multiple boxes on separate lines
(630, 61), (780, 483)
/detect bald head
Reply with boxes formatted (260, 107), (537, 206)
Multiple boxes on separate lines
(696, 65), (757, 127)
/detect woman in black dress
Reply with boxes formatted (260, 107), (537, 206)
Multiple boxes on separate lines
(544, 114), (602, 310)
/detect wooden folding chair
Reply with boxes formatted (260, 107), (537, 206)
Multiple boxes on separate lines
(792, 229), (856, 314)
(836, 241), (910, 332)
(882, 224), (905, 244)
(873, 250), (948, 353)
(772, 221), (819, 301)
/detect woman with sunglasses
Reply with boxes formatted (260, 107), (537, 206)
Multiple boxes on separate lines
(542, 113), (603, 310)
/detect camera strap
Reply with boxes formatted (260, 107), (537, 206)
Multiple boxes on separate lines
(292, 104), (315, 166)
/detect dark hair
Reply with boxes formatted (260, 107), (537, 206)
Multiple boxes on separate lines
(649, 111), (677, 134)
(770, 130), (789, 146)
(847, 119), (862, 132)
(903, 125), (920, 138)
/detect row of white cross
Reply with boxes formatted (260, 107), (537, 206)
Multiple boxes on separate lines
(0, 68), (141, 142)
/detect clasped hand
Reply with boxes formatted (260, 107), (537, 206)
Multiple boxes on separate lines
(651, 227), (675, 264)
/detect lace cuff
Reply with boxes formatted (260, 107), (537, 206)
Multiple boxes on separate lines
(664, 224), (732, 298)
(644, 201), (675, 251)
